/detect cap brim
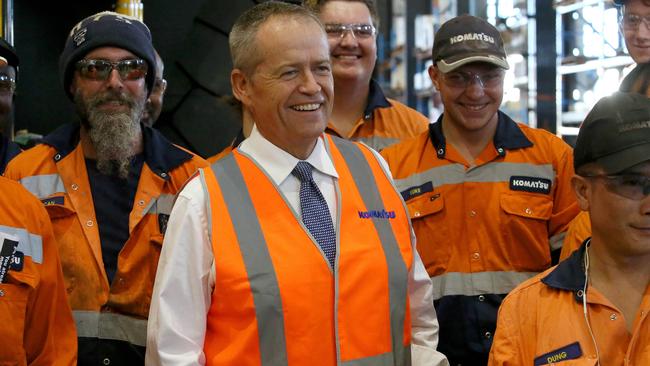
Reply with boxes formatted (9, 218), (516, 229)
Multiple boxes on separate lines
(596, 142), (650, 174)
(436, 55), (509, 73)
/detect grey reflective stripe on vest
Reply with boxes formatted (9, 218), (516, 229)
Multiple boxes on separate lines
(0, 225), (43, 264)
(333, 138), (410, 365)
(144, 194), (176, 215)
(354, 136), (400, 152)
(209, 154), (289, 366)
(430, 271), (540, 300)
(393, 162), (555, 193)
(73, 310), (147, 347)
(19, 174), (66, 199)
(342, 347), (410, 366)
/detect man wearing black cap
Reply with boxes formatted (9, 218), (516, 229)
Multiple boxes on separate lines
(381, 15), (579, 365)
(5, 11), (207, 365)
(0, 38), (21, 174)
(489, 91), (650, 365)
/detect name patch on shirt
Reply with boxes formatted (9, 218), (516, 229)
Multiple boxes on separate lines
(41, 196), (65, 206)
(358, 209), (396, 219)
(510, 176), (551, 194)
(534, 342), (582, 366)
(400, 181), (434, 201)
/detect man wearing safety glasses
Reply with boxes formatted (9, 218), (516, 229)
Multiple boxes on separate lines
(305, 0), (430, 152)
(5, 11), (207, 365)
(561, 0), (650, 260)
(0, 38), (21, 174)
(381, 15), (579, 365)
(489, 92), (650, 365)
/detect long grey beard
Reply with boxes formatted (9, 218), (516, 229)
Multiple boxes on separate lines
(75, 90), (145, 179)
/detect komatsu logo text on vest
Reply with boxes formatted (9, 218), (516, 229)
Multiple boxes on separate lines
(512, 178), (549, 191)
(449, 33), (495, 44)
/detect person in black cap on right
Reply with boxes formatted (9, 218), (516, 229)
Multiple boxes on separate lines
(381, 14), (579, 365)
(4, 10), (207, 365)
(489, 91), (650, 365)
(0, 38), (21, 174)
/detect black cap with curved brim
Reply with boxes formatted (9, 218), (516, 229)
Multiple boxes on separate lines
(431, 14), (509, 73)
(574, 92), (650, 174)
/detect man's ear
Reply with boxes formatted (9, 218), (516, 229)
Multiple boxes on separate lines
(231, 68), (252, 107)
(571, 174), (591, 212)
(428, 65), (440, 90)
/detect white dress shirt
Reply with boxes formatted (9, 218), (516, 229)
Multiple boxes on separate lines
(146, 126), (449, 366)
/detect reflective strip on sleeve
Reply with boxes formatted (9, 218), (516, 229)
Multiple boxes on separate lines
(342, 347), (411, 366)
(209, 154), (289, 366)
(19, 174), (66, 199)
(73, 311), (147, 347)
(144, 194), (177, 216)
(0, 225), (43, 264)
(430, 271), (540, 300)
(393, 162), (555, 193)
(354, 136), (400, 152)
(549, 232), (567, 251)
(334, 138), (410, 365)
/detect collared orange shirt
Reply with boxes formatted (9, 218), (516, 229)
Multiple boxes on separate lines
(490, 243), (650, 365)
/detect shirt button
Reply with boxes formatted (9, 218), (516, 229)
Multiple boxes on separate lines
(471, 252), (480, 260)
(437, 148), (444, 155)
(469, 210), (477, 217)
(160, 172), (168, 178)
(71, 183), (79, 191)
(484, 331), (492, 339)
(103, 358), (110, 365)
(86, 220), (94, 227)
(414, 211), (421, 217)
(525, 208), (533, 215)
(54, 153), (62, 161)
(138, 200), (145, 206)
(610, 313), (617, 321)
(478, 295), (485, 302)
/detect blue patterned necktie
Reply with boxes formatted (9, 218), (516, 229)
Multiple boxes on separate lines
(292, 161), (336, 268)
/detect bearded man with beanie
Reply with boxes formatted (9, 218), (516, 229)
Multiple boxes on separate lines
(5, 11), (208, 365)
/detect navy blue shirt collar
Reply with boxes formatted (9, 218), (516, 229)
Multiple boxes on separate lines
(541, 239), (590, 303)
(429, 110), (533, 159)
(42, 122), (192, 178)
(363, 79), (392, 119)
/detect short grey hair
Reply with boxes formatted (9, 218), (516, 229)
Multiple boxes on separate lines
(230, 1), (324, 75)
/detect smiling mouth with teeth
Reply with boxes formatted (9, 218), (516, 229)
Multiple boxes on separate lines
(292, 103), (321, 111)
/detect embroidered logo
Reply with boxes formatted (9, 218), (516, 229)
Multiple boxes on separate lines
(358, 209), (396, 219)
(400, 181), (434, 201)
(509, 176), (551, 194)
(534, 342), (582, 366)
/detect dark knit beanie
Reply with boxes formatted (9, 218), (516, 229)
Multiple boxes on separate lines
(59, 11), (156, 99)
(0, 38), (19, 78)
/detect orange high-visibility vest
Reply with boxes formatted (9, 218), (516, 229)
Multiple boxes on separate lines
(200, 135), (414, 365)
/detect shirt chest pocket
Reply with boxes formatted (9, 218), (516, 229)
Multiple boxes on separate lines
(405, 191), (450, 273)
(0, 272), (37, 364)
(499, 193), (554, 268)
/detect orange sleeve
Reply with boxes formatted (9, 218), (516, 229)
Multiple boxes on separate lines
(548, 140), (580, 242)
(23, 195), (77, 365)
(559, 211), (591, 261)
(488, 293), (525, 365)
